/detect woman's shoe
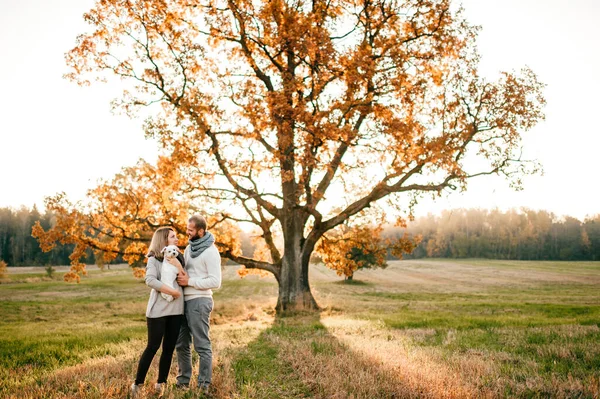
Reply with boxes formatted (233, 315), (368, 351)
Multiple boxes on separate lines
(130, 383), (141, 398)
(154, 382), (165, 397)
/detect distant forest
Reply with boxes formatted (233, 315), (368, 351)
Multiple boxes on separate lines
(1, 206), (599, 266)
(0, 206), (93, 266)
(388, 209), (600, 261)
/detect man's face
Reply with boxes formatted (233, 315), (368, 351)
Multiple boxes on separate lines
(187, 221), (205, 241)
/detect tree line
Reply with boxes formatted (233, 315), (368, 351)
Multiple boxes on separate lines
(387, 208), (600, 261)
(0, 206), (91, 266)
(2, 206), (599, 267)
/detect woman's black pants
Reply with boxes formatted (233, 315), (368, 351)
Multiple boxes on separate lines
(135, 314), (182, 384)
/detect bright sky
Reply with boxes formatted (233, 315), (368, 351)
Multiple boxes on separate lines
(0, 0), (598, 220)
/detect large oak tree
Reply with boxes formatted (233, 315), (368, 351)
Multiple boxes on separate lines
(34, 0), (545, 312)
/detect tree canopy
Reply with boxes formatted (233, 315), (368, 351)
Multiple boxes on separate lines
(34, 0), (545, 311)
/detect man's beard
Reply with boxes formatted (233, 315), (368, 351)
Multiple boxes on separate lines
(190, 233), (201, 241)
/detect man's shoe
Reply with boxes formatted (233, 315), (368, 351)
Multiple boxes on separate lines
(199, 384), (212, 396)
(175, 382), (190, 391)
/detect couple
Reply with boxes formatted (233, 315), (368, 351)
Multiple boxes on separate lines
(131, 215), (221, 397)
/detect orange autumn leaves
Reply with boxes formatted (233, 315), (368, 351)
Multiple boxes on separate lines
(32, 156), (243, 282)
(132, 267), (146, 279)
(317, 225), (420, 279)
(0, 260), (7, 280)
(34, 1), (545, 290)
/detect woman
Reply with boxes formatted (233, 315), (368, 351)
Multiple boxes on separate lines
(131, 227), (185, 397)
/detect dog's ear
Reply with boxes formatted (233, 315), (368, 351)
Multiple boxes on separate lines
(161, 247), (166, 254)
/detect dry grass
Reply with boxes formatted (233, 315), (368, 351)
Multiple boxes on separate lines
(1, 259), (599, 398)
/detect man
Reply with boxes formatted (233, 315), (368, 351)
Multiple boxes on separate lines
(175, 215), (221, 394)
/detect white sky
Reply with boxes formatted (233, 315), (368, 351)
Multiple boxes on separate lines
(0, 0), (599, 220)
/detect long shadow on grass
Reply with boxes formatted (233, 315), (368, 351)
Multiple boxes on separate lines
(225, 311), (430, 399)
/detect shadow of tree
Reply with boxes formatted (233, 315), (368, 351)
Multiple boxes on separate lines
(216, 311), (459, 399)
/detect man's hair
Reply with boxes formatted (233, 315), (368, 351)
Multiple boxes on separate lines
(189, 215), (207, 231)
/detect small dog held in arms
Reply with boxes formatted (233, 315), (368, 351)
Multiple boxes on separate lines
(160, 245), (182, 302)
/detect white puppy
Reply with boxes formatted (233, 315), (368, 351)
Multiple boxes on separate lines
(160, 245), (180, 302)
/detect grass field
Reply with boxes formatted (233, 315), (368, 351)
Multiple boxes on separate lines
(1, 259), (599, 398)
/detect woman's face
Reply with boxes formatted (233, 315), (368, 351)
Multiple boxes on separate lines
(167, 230), (179, 246)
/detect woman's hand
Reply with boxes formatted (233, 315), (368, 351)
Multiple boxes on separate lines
(162, 286), (181, 298)
(167, 256), (182, 270)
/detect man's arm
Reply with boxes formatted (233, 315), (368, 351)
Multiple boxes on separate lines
(188, 248), (222, 290)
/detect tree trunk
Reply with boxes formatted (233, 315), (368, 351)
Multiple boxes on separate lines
(276, 212), (319, 313)
(276, 252), (318, 312)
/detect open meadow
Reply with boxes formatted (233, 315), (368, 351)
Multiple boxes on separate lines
(1, 259), (599, 398)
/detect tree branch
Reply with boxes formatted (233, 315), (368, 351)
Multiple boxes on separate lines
(218, 245), (281, 281)
(206, 130), (281, 219)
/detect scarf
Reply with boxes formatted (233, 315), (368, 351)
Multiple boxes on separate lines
(189, 231), (215, 259)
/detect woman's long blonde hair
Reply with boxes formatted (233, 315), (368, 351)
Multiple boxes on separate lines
(147, 227), (174, 260)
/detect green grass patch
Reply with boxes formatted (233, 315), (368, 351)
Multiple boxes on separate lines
(0, 269), (149, 394)
(231, 323), (313, 398)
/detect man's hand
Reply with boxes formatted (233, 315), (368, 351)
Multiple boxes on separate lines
(177, 269), (190, 287)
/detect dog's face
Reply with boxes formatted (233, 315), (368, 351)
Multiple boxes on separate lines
(161, 245), (179, 259)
